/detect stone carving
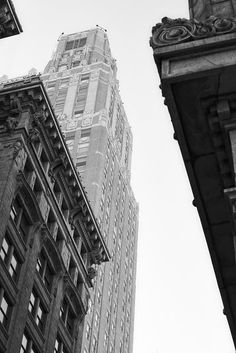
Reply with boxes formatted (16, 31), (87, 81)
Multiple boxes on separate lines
(88, 266), (97, 280)
(150, 16), (236, 49)
(90, 245), (103, 264)
(28, 127), (40, 143)
(13, 139), (23, 159)
(33, 109), (47, 125)
(5, 116), (18, 133)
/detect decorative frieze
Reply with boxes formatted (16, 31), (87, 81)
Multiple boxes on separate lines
(150, 16), (236, 49)
(203, 97), (236, 188)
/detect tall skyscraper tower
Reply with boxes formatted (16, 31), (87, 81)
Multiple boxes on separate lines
(42, 28), (139, 353)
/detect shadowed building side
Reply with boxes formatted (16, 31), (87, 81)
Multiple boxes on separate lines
(189, 0), (236, 21)
(0, 76), (109, 353)
(152, 0), (236, 349)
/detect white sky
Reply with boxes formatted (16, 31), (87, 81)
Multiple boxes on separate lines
(1, 0), (235, 352)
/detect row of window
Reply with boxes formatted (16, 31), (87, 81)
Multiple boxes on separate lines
(24, 147), (91, 277)
(65, 37), (87, 51)
(20, 331), (69, 353)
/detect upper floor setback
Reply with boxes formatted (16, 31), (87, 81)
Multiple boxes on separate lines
(44, 28), (117, 76)
(0, 75), (110, 280)
(0, 0), (22, 39)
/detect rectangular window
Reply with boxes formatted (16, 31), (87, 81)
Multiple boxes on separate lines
(60, 78), (70, 88)
(47, 80), (56, 89)
(28, 288), (47, 332)
(72, 60), (81, 67)
(20, 332), (39, 353)
(79, 37), (87, 47)
(76, 161), (86, 168)
(36, 252), (53, 292)
(54, 336), (69, 353)
(0, 238), (9, 262)
(0, 292), (12, 329)
(20, 333), (28, 353)
(60, 298), (76, 336)
(10, 197), (31, 240)
(81, 128), (91, 138)
(65, 41), (74, 51)
(0, 233), (21, 282)
(81, 74), (89, 82)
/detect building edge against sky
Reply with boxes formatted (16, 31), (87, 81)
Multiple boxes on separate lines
(151, 0), (236, 348)
(41, 28), (139, 353)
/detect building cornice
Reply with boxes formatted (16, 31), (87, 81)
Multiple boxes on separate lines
(0, 75), (110, 265)
(150, 16), (236, 49)
(0, 0), (22, 39)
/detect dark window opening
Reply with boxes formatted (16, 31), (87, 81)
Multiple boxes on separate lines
(0, 232), (21, 282)
(65, 41), (74, 51)
(54, 336), (69, 353)
(28, 288), (47, 332)
(20, 332), (39, 353)
(79, 37), (87, 47)
(40, 149), (49, 172)
(0, 291), (12, 330)
(36, 251), (53, 292)
(10, 196), (31, 241)
(60, 298), (76, 336)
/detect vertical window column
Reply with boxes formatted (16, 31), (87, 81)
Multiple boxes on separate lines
(0, 289), (12, 330)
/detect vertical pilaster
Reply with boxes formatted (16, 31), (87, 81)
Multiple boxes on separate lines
(0, 137), (26, 239)
(7, 225), (42, 353)
(189, 0), (236, 21)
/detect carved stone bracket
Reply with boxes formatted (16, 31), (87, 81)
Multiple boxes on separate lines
(150, 16), (236, 49)
(90, 245), (104, 265)
(87, 266), (97, 280)
(12, 139), (23, 159)
(207, 98), (236, 188)
(48, 158), (63, 183)
(27, 127), (40, 144)
(5, 116), (19, 133)
(225, 187), (236, 229)
(33, 109), (47, 126)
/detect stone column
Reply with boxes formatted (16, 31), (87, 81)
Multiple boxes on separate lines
(189, 0), (236, 21)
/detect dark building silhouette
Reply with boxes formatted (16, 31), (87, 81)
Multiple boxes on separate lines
(0, 0), (22, 39)
(151, 0), (236, 349)
(0, 75), (109, 353)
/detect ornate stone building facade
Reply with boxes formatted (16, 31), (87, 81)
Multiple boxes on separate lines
(0, 75), (109, 353)
(151, 0), (236, 348)
(0, 0), (22, 39)
(42, 28), (139, 353)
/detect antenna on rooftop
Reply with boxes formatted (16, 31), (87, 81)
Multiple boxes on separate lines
(57, 32), (64, 41)
(96, 24), (107, 32)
